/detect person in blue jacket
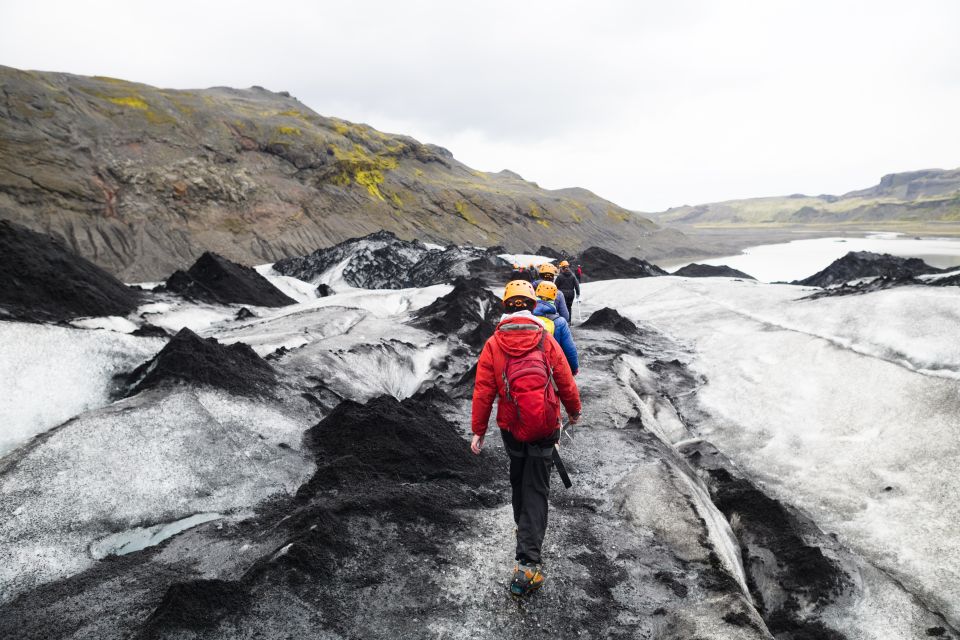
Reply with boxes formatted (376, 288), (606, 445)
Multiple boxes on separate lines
(532, 263), (570, 322)
(534, 281), (579, 375)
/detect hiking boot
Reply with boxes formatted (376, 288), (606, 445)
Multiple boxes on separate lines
(510, 563), (545, 596)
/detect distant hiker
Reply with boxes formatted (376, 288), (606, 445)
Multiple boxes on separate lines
(527, 263), (538, 281)
(534, 281), (579, 375)
(556, 261), (581, 308)
(532, 263), (570, 323)
(576, 264), (583, 281)
(510, 263), (532, 282)
(471, 280), (582, 597)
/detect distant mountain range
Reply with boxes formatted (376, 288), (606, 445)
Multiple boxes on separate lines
(648, 168), (960, 228)
(0, 66), (693, 280)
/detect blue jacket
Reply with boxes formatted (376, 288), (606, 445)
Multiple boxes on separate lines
(534, 300), (579, 374)
(532, 280), (570, 322)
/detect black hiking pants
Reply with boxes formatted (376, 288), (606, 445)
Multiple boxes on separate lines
(500, 429), (556, 565)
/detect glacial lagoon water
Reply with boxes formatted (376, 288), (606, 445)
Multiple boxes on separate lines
(671, 232), (960, 282)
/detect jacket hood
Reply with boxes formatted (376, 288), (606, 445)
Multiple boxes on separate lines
(493, 312), (544, 356)
(534, 300), (558, 316)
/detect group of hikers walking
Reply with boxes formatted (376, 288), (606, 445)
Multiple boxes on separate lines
(470, 257), (585, 597)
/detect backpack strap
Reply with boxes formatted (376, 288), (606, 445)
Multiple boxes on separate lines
(536, 333), (559, 392)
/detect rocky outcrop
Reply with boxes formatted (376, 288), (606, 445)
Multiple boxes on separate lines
(673, 263), (756, 279)
(407, 245), (506, 289)
(0, 219), (141, 322)
(163, 252), (295, 307)
(130, 323), (169, 338)
(273, 231), (420, 288)
(580, 307), (639, 335)
(803, 268), (960, 299)
(792, 251), (941, 288)
(123, 328), (276, 396)
(408, 277), (502, 348)
(273, 231), (509, 289)
(578, 246), (667, 281)
(0, 66), (679, 281)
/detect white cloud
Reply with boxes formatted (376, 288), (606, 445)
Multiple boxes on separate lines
(1, 0), (958, 210)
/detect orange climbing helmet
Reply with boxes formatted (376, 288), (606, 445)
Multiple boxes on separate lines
(538, 263), (558, 276)
(535, 281), (558, 301)
(502, 280), (537, 303)
(559, 260), (570, 268)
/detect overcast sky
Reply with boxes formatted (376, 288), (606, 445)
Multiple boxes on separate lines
(2, 0), (959, 211)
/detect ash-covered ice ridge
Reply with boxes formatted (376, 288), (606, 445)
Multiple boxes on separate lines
(2, 228), (958, 639)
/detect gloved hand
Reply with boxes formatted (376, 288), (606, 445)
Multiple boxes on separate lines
(568, 412), (581, 425)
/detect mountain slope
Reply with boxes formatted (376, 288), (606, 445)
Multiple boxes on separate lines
(0, 66), (683, 281)
(648, 168), (960, 228)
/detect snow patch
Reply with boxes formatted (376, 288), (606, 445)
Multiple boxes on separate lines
(919, 268), (960, 282)
(129, 281), (163, 291)
(142, 303), (237, 334)
(254, 263), (321, 303)
(498, 253), (556, 266)
(70, 315), (139, 333)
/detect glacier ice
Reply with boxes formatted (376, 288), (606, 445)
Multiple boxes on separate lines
(0, 322), (163, 455)
(0, 387), (313, 601)
(89, 512), (223, 558)
(583, 276), (960, 628)
(3, 248), (958, 637)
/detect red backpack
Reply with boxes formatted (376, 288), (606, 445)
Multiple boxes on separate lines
(500, 336), (562, 442)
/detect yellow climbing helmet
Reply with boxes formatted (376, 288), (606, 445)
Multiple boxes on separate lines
(559, 260), (570, 268)
(502, 280), (537, 302)
(538, 263), (558, 276)
(535, 281), (558, 301)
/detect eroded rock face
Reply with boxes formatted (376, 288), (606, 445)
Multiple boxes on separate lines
(163, 252), (295, 307)
(0, 220), (142, 323)
(578, 246), (667, 280)
(0, 66), (673, 281)
(793, 251), (941, 288)
(673, 263), (756, 280)
(123, 328), (276, 397)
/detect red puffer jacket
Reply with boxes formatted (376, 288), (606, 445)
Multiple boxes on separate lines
(471, 312), (581, 437)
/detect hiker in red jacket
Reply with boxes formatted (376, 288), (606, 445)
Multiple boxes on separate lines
(471, 279), (582, 597)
